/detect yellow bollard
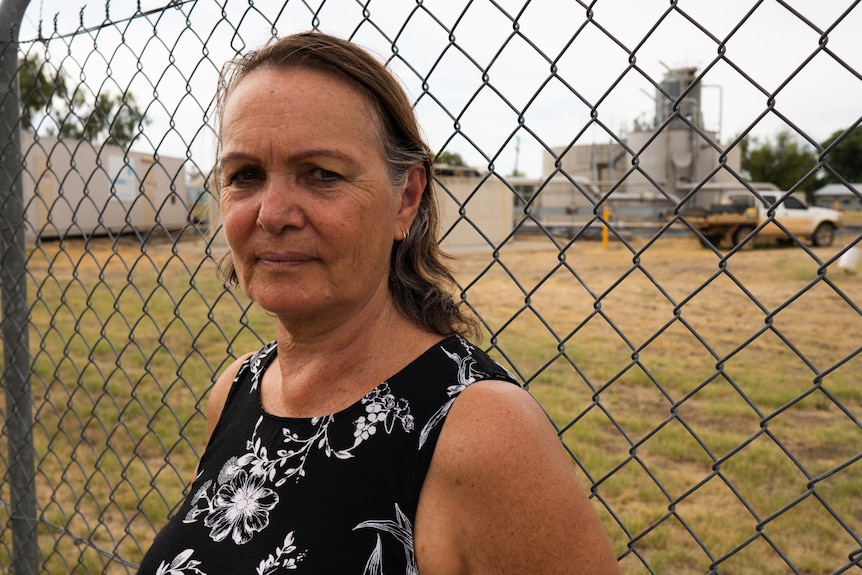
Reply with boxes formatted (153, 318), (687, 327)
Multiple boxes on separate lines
(602, 205), (609, 249)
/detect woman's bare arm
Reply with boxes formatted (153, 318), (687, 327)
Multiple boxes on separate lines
(417, 380), (620, 574)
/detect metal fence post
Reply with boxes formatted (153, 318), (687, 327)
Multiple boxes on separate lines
(0, 1), (37, 574)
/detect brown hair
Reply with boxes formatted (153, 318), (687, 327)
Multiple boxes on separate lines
(212, 31), (478, 339)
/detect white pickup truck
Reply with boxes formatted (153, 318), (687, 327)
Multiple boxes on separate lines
(683, 190), (844, 249)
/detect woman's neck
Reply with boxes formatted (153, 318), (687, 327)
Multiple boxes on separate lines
(261, 300), (443, 418)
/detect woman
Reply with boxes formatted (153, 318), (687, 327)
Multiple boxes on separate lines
(138, 31), (619, 574)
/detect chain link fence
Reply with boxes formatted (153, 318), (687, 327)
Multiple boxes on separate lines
(1, 0), (861, 573)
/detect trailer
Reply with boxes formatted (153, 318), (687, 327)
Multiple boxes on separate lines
(21, 132), (191, 242)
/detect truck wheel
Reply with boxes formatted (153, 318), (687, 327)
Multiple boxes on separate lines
(812, 223), (835, 247)
(733, 226), (756, 250)
(698, 234), (722, 248)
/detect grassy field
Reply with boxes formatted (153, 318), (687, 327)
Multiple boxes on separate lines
(1, 229), (860, 573)
(453, 232), (862, 574)
(841, 210), (862, 226)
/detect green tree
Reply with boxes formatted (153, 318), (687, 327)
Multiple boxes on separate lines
(435, 150), (465, 165)
(821, 126), (862, 184)
(18, 51), (147, 147)
(741, 130), (818, 194)
(18, 52), (68, 130)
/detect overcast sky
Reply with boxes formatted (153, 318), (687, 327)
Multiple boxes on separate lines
(18, 0), (862, 178)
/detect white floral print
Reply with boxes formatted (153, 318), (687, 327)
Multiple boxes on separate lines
(145, 338), (513, 574)
(360, 536), (385, 575)
(207, 469), (278, 544)
(183, 461), (278, 545)
(355, 504), (418, 575)
(181, 380), (417, 551)
(356, 383), (415, 439)
(236, 382), (415, 488)
(247, 341), (278, 394)
(155, 549), (206, 575)
(256, 531), (303, 574)
(419, 337), (506, 448)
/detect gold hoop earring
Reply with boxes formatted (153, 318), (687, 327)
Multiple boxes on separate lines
(402, 227), (410, 242)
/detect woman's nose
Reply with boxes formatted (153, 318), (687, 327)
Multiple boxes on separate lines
(255, 179), (305, 233)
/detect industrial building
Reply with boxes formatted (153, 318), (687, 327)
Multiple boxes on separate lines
(525, 67), (746, 231)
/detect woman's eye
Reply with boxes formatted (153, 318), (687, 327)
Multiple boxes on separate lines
(311, 168), (342, 183)
(228, 168), (264, 186)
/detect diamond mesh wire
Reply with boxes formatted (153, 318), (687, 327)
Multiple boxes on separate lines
(1, 1), (861, 573)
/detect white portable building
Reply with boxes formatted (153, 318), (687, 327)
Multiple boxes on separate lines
(21, 132), (190, 242)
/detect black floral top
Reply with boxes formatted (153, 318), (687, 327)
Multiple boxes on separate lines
(137, 336), (517, 574)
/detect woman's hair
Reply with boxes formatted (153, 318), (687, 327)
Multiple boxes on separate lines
(212, 31), (479, 339)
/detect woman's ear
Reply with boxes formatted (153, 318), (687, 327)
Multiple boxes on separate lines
(395, 163), (426, 234)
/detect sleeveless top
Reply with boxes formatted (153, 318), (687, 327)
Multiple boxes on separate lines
(137, 335), (517, 574)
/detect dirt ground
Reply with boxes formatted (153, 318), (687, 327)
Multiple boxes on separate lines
(39, 228), (862, 371)
(450, 231), (861, 369)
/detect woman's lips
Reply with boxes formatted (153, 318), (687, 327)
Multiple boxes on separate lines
(257, 252), (316, 266)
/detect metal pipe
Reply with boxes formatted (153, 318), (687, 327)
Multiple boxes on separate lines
(0, 1), (38, 573)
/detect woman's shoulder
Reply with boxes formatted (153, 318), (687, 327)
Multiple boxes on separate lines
(205, 342), (276, 440)
(427, 335), (518, 384)
(419, 380), (621, 573)
(387, 336), (517, 421)
(441, 379), (553, 459)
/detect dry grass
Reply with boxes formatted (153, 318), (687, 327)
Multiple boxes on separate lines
(1, 230), (860, 573)
(452, 232), (862, 574)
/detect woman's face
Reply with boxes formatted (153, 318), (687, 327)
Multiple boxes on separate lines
(218, 67), (421, 327)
